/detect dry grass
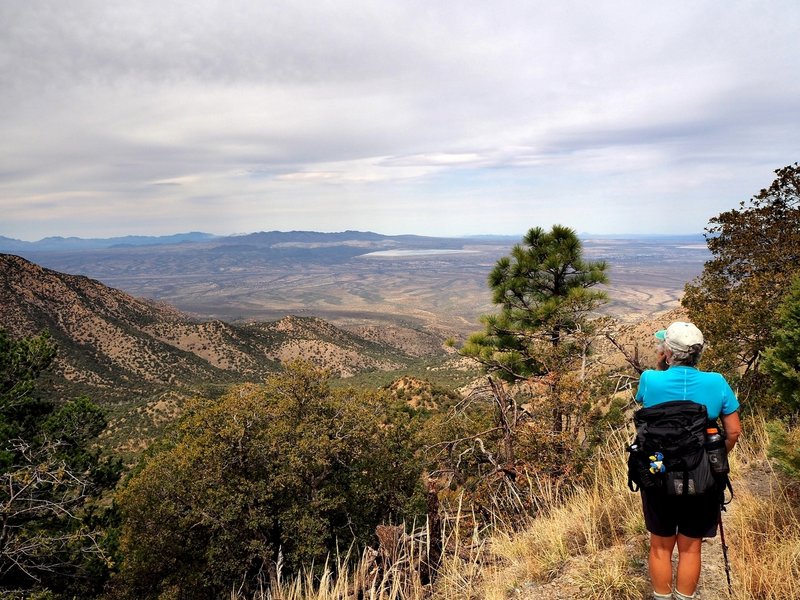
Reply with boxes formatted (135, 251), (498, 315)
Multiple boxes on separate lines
(728, 486), (800, 600)
(239, 517), (485, 600)
(730, 413), (772, 471)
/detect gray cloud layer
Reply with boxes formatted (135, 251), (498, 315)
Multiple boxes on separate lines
(1, 1), (799, 239)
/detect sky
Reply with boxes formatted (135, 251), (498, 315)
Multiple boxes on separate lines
(1, 1), (799, 240)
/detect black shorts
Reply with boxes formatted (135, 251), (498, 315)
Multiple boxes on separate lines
(641, 488), (720, 538)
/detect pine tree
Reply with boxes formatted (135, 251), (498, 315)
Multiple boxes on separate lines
(461, 224), (608, 441)
(462, 224), (608, 382)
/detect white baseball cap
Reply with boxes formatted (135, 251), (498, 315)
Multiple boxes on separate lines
(658, 321), (704, 352)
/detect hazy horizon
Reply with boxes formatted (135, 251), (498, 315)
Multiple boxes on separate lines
(0, 228), (708, 244)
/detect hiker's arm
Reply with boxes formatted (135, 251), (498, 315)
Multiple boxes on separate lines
(721, 411), (742, 452)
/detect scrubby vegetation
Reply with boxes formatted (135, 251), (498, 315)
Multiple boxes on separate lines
(239, 416), (799, 600)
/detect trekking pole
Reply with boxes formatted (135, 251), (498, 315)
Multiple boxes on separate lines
(718, 507), (733, 596)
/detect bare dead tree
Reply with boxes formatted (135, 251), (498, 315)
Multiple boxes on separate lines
(605, 332), (645, 374)
(487, 376), (518, 478)
(419, 477), (442, 585)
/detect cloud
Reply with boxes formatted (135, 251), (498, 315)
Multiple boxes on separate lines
(1, 1), (799, 239)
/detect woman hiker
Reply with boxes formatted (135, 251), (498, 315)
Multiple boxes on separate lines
(635, 321), (742, 600)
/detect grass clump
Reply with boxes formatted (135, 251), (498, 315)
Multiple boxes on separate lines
(571, 545), (648, 600)
(728, 485), (800, 600)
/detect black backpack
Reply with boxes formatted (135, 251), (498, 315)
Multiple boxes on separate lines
(627, 400), (728, 499)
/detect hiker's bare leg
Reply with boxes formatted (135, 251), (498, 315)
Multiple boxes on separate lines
(675, 534), (702, 596)
(649, 533), (677, 595)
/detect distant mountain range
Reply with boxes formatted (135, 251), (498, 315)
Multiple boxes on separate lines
(0, 254), (428, 404)
(0, 231), (218, 251)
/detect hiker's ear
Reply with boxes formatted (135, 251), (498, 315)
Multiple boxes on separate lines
(664, 348), (674, 365)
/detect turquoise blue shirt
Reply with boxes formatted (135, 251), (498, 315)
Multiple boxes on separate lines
(635, 366), (739, 419)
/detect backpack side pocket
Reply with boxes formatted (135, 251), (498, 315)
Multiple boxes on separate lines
(627, 445), (662, 492)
